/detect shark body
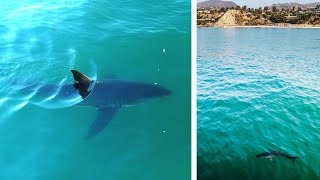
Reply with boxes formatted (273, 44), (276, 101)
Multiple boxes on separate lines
(16, 70), (171, 138)
(78, 78), (171, 138)
(256, 150), (299, 162)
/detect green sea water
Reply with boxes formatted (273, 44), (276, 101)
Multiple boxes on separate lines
(0, 1), (191, 179)
(198, 28), (320, 179)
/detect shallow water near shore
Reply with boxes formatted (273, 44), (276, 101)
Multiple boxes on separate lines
(198, 28), (320, 179)
(0, 1), (191, 179)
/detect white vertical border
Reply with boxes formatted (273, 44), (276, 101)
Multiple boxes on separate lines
(191, 0), (197, 178)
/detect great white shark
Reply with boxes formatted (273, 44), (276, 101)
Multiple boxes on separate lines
(12, 70), (171, 138)
(256, 150), (299, 162)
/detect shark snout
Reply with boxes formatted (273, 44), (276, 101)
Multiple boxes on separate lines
(143, 84), (172, 98)
(161, 87), (172, 96)
(156, 86), (172, 97)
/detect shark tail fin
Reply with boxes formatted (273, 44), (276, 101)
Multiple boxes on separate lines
(71, 70), (95, 99)
(292, 157), (299, 162)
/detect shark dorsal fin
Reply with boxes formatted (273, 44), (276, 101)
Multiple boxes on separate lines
(71, 70), (92, 83)
(70, 70), (94, 99)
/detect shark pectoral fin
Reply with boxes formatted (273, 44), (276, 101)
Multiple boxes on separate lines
(86, 107), (118, 139)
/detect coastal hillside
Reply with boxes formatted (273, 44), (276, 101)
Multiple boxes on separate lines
(198, 0), (238, 9)
(198, 10), (272, 27)
(306, 2), (320, 8)
(214, 10), (251, 26)
(198, 6), (320, 27)
(272, 2), (320, 9)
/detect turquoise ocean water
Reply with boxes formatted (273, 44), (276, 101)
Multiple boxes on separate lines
(0, 1), (191, 179)
(198, 28), (320, 179)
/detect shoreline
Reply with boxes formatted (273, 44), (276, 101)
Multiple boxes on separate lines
(198, 24), (320, 29)
(197, 26), (320, 29)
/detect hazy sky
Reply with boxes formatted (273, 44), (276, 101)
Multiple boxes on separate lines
(197, 0), (319, 8)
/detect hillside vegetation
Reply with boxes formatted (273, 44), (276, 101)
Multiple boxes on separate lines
(198, 5), (320, 27)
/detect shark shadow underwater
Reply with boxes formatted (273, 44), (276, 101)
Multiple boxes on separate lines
(16, 70), (172, 138)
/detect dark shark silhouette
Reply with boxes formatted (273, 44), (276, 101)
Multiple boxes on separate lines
(72, 70), (171, 138)
(256, 150), (299, 162)
(17, 70), (171, 138)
